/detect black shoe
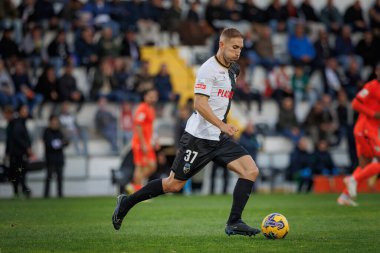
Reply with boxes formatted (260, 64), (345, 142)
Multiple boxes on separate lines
(225, 220), (261, 237)
(112, 194), (128, 230)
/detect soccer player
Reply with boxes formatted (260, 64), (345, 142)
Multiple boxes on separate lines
(112, 28), (261, 236)
(128, 89), (158, 192)
(337, 62), (380, 206)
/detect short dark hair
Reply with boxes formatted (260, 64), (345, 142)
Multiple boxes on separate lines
(220, 28), (244, 40)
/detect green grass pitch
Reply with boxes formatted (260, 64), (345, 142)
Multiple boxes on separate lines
(1, 193), (379, 253)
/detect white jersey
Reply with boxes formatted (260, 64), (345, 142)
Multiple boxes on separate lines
(185, 56), (238, 141)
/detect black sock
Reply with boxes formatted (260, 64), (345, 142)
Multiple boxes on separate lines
(227, 178), (254, 224)
(121, 179), (165, 216)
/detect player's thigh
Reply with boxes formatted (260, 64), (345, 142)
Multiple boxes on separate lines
(226, 155), (259, 180)
(354, 133), (374, 160)
(212, 136), (259, 179)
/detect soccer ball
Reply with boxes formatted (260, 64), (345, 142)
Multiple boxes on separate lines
(261, 213), (289, 239)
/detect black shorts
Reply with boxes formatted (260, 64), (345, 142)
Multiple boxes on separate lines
(171, 132), (249, 181)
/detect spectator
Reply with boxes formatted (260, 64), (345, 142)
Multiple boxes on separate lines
(288, 23), (316, 72)
(334, 25), (363, 70)
(268, 63), (292, 104)
(313, 139), (339, 176)
(0, 59), (17, 108)
(43, 115), (69, 198)
(57, 62), (85, 112)
(223, 0), (241, 22)
(21, 26), (46, 77)
(8, 104), (34, 198)
(133, 60), (154, 97)
(59, 102), (88, 156)
(97, 27), (121, 59)
(239, 122), (260, 162)
(31, 0), (56, 27)
(3, 106), (14, 170)
(291, 65), (317, 106)
(120, 100), (134, 145)
(369, 0), (380, 32)
(255, 26), (278, 70)
(304, 95), (337, 144)
(114, 58), (140, 103)
(0, 27), (20, 68)
(18, 0), (38, 24)
(343, 59), (363, 100)
(355, 30), (380, 67)
(120, 28), (141, 70)
(343, 0), (367, 32)
(160, 0), (181, 32)
(287, 137), (314, 193)
(241, 0), (265, 24)
(154, 63), (179, 103)
(81, 0), (119, 34)
(210, 162), (230, 195)
(75, 27), (99, 70)
(335, 90), (357, 170)
(299, 0), (320, 22)
(0, 0), (21, 44)
(320, 0), (343, 34)
(265, 0), (287, 33)
(34, 65), (60, 116)
(277, 97), (304, 144)
(281, 0), (299, 32)
(187, 1), (201, 23)
(322, 57), (344, 98)
(95, 97), (118, 153)
(124, 0), (143, 28)
(59, 0), (84, 30)
(174, 105), (192, 149)
(234, 69), (262, 112)
(47, 30), (71, 75)
(314, 30), (334, 69)
(12, 60), (43, 117)
(91, 59), (124, 102)
(205, 0), (224, 31)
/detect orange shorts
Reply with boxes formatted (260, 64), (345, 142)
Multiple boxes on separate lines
(354, 120), (380, 158)
(132, 145), (156, 167)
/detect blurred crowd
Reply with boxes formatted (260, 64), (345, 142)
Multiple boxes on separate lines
(1, 0), (380, 195)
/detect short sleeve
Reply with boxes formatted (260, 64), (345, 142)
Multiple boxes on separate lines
(194, 67), (214, 97)
(134, 107), (146, 125)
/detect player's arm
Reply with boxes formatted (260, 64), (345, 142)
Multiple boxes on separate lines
(194, 94), (238, 136)
(352, 87), (380, 119)
(135, 124), (147, 153)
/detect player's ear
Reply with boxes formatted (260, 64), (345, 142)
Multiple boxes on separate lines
(219, 40), (224, 49)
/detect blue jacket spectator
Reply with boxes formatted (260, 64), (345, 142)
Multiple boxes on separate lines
(288, 24), (316, 63)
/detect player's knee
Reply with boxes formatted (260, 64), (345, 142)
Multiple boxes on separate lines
(244, 165), (259, 181)
(163, 180), (184, 193)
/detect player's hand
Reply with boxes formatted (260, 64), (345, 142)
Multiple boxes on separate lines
(141, 143), (148, 153)
(220, 123), (238, 136)
(374, 112), (380, 120)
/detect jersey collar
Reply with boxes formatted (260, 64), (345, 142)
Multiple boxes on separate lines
(214, 55), (230, 69)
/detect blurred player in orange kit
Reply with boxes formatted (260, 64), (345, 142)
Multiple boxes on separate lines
(128, 89), (158, 193)
(337, 63), (380, 206)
